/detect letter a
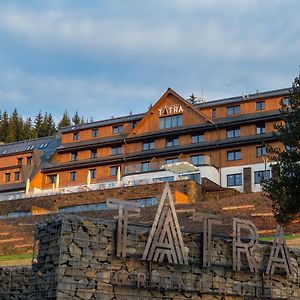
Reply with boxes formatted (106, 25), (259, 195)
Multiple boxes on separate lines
(266, 225), (293, 276)
(142, 183), (188, 265)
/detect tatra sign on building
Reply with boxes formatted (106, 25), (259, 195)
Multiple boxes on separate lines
(158, 104), (183, 116)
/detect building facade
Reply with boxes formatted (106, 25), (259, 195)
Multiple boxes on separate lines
(0, 87), (290, 198)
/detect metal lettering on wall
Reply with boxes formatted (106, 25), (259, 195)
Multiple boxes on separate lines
(109, 183), (295, 278)
(266, 225), (293, 276)
(142, 183), (188, 265)
(233, 218), (259, 272)
(106, 198), (140, 258)
(158, 104), (183, 116)
(193, 212), (222, 268)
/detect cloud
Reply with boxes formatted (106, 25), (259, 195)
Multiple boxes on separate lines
(0, 70), (158, 120)
(0, 1), (299, 122)
(0, 4), (299, 63)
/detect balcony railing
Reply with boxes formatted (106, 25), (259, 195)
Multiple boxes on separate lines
(124, 156), (211, 175)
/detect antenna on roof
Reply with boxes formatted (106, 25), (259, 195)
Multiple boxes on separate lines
(196, 87), (207, 103)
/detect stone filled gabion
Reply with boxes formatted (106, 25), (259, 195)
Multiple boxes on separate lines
(1, 214), (300, 299)
(0, 266), (32, 299)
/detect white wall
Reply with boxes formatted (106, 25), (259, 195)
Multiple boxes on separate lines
(220, 162), (272, 192)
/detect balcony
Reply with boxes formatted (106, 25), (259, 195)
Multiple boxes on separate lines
(124, 156), (211, 175)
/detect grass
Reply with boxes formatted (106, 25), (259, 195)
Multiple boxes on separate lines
(0, 253), (32, 262)
(260, 234), (300, 242)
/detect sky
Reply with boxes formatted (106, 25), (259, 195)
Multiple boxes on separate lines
(0, 0), (299, 122)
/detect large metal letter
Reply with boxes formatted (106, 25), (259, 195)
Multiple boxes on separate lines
(193, 212), (222, 267)
(142, 183), (188, 265)
(106, 198), (140, 258)
(266, 225), (293, 276)
(233, 218), (259, 272)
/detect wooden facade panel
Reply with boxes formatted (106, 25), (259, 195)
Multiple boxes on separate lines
(200, 96), (283, 119)
(131, 94), (208, 136)
(61, 121), (134, 145)
(0, 167), (22, 184)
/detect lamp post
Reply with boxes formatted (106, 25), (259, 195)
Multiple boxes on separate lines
(262, 155), (269, 179)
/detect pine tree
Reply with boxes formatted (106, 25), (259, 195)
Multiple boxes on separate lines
(46, 113), (57, 135)
(186, 94), (197, 105)
(262, 75), (300, 223)
(34, 111), (43, 138)
(58, 111), (71, 129)
(22, 118), (34, 140)
(72, 111), (81, 125)
(7, 109), (23, 142)
(0, 111), (9, 142)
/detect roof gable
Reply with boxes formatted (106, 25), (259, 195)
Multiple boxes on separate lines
(129, 88), (213, 136)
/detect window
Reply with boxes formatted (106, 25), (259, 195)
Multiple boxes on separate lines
(73, 132), (79, 141)
(282, 98), (291, 106)
(132, 122), (137, 128)
(113, 125), (124, 134)
(256, 101), (265, 111)
(14, 172), (20, 181)
(191, 155), (205, 166)
(71, 152), (78, 161)
(256, 123), (266, 135)
(47, 175), (57, 184)
(227, 150), (241, 161)
(192, 134), (204, 143)
(90, 169), (96, 179)
(227, 105), (240, 116)
(256, 146), (267, 157)
(17, 158), (23, 166)
(160, 114), (183, 129)
(143, 140), (155, 151)
(141, 161), (151, 172)
(227, 127), (240, 139)
(110, 166), (119, 176)
(212, 108), (216, 119)
(227, 173), (242, 187)
(111, 146), (122, 155)
(92, 128), (98, 138)
(5, 173), (11, 182)
(26, 145), (35, 151)
(70, 171), (77, 181)
(165, 158), (178, 164)
(90, 149), (97, 159)
(39, 143), (48, 149)
(254, 170), (271, 184)
(166, 137), (179, 147)
(27, 156), (32, 165)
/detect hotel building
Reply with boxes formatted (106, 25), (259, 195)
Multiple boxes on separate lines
(0, 87), (290, 199)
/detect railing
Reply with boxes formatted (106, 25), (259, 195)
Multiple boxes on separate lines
(124, 156), (211, 175)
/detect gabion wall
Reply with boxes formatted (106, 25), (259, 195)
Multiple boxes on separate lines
(2, 214), (300, 299)
(31, 215), (300, 299)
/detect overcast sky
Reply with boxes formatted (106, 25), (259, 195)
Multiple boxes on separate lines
(0, 0), (299, 121)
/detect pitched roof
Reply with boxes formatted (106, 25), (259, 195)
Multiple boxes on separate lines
(0, 136), (61, 158)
